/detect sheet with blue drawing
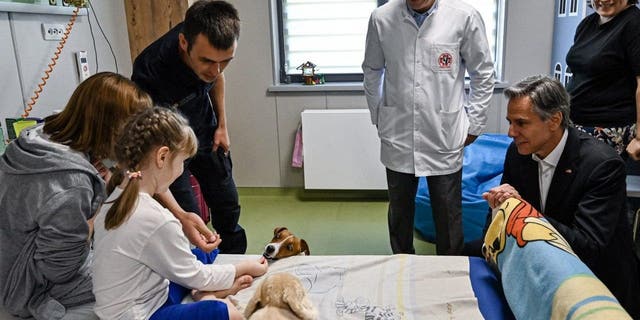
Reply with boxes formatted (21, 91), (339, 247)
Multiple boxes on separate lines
(216, 254), (512, 320)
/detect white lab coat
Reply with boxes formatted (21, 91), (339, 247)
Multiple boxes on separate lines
(362, 0), (495, 176)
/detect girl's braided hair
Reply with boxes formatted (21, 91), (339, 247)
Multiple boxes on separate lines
(105, 107), (197, 229)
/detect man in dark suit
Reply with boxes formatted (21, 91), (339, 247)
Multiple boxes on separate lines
(482, 75), (640, 318)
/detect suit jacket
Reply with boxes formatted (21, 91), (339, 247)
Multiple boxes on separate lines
(501, 127), (639, 317)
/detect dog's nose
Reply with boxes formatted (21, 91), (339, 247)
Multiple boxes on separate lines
(265, 245), (275, 254)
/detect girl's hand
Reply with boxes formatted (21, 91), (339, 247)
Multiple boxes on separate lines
(237, 257), (268, 277)
(181, 212), (220, 253)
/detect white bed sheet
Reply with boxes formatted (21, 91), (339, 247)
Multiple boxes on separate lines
(0, 255), (485, 320)
(217, 254), (484, 320)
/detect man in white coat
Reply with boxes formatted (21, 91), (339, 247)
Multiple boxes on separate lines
(362, 0), (494, 254)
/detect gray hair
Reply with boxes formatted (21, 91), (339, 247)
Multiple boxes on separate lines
(504, 75), (571, 129)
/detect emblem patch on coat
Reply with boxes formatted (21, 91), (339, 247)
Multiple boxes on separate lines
(438, 52), (453, 69)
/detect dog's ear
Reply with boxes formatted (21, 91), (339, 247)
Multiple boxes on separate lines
(273, 226), (288, 236)
(244, 292), (262, 318)
(300, 239), (310, 256)
(282, 282), (318, 320)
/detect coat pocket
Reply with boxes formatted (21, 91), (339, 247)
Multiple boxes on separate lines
(377, 105), (399, 141)
(438, 108), (466, 151)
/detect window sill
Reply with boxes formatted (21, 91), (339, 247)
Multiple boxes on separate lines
(268, 82), (364, 93)
(268, 80), (509, 93)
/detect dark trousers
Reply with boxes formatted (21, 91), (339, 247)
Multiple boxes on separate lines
(386, 168), (463, 255)
(170, 148), (247, 254)
(626, 158), (640, 262)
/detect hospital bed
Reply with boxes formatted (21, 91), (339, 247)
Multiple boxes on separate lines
(218, 254), (514, 320)
(0, 255), (512, 320)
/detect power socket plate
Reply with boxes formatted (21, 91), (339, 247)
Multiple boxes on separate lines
(42, 23), (65, 41)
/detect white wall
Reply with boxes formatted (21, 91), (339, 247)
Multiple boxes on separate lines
(0, 1), (131, 139)
(0, 0), (556, 188)
(488, 0), (556, 134)
(223, 0), (555, 187)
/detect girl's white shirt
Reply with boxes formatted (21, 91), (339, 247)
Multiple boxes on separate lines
(92, 188), (235, 320)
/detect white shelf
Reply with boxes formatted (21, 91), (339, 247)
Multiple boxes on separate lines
(0, 2), (88, 15)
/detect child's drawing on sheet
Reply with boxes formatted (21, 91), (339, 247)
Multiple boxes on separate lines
(335, 296), (403, 320)
(294, 264), (345, 293)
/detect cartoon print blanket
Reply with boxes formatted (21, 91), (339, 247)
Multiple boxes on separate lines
(483, 198), (631, 320)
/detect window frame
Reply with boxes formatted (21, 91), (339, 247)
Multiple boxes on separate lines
(564, 66), (572, 87)
(558, 0), (567, 17)
(554, 63), (563, 82)
(568, 0), (578, 16)
(271, 0), (506, 85)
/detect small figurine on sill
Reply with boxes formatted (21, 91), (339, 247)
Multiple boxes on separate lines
(296, 61), (318, 85)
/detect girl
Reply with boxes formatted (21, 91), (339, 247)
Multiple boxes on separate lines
(0, 72), (152, 319)
(92, 107), (267, 320)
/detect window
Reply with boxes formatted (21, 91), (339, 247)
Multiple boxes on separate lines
(558, 0), (567, 16)
(554, 63), (562, 81)
(564, 66), (572, 87)
(569, 0), (578, 16)
(275, 0), (379, 83)
(273, 0), (505, 84)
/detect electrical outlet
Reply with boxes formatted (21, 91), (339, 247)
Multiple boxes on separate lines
(42, 24), (65, 41)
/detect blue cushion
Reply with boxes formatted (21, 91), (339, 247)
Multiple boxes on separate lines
(414, 134), (512, 242)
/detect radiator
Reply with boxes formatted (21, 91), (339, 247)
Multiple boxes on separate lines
(301, 109), (387, 190)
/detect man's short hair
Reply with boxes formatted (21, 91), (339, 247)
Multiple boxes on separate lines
(183, 0), (240, 52)
(504, 75), (571, 129)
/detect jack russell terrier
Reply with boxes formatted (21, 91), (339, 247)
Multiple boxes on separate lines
(263, 227), (310, 259)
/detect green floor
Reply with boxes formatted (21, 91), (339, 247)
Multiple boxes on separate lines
(236, 188), (436, 256)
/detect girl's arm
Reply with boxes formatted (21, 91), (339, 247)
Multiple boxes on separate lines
(154, 190), (220, 252)
(140, 220), (234, 291)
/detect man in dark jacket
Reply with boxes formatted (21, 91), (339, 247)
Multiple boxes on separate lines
(482, 75), (640, 318)
(132, 0), (246, 253)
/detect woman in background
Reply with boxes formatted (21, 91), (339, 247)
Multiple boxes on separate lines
(0, 72), (152, 319)
(566, 0), (640, 158)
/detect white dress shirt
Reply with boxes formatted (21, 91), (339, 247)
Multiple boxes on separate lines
(531, 129), (568, 212)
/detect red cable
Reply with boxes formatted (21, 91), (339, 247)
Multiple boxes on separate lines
(22, 6), (80, 118)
